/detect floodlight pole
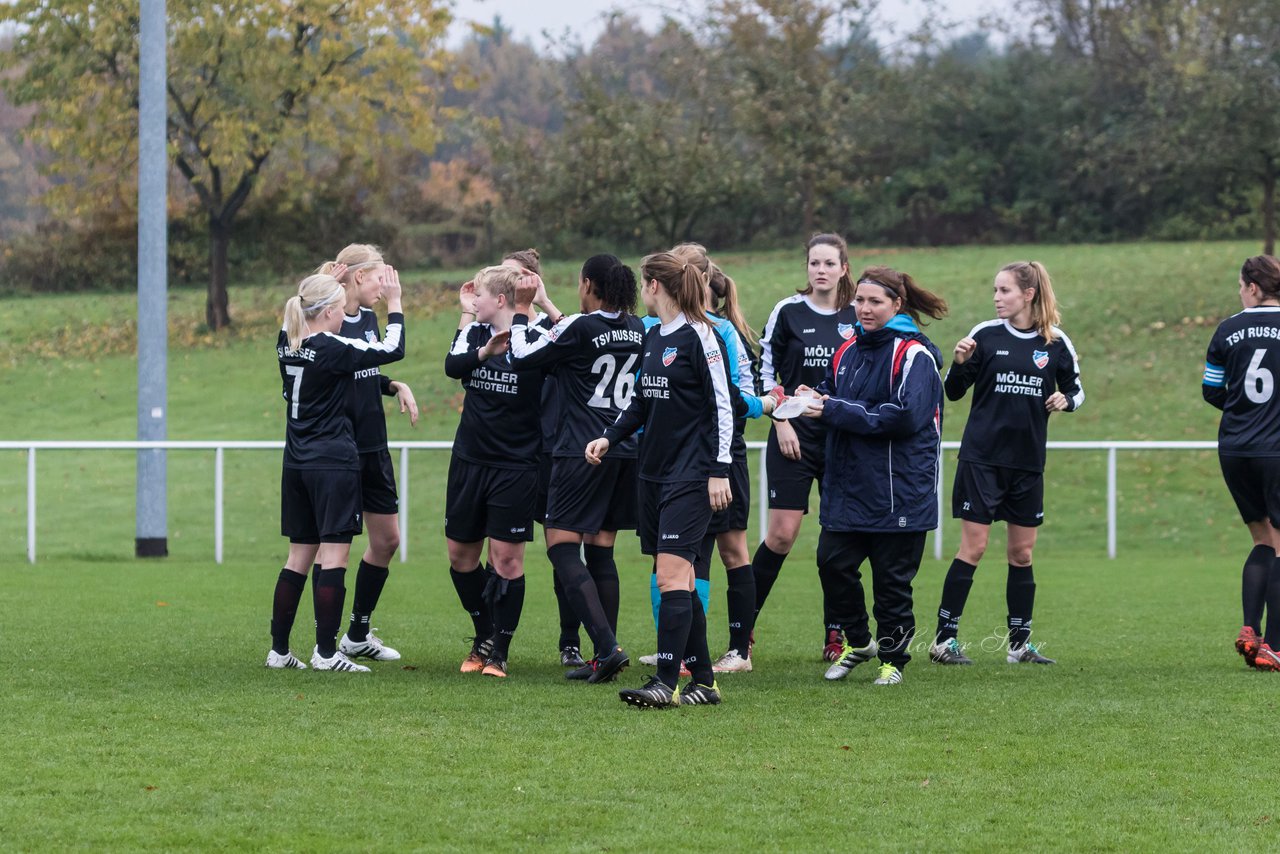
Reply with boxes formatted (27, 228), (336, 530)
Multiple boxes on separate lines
(136, 0), (168, 558)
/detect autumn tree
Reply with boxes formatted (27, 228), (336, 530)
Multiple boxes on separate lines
(0, 0), (454, 328)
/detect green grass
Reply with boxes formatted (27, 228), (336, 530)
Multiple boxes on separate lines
(0, 240), (1269, 850)
(1, 553), (1274, 850)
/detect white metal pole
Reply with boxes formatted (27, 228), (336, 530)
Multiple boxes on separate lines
(214, 447), (224, 565)
(757, 444), (768, 543)
(399, 446), (409, 563)
(934, 450), (944, 560)
(27, 447), (36, 564)
(1107, 447), (1117, 559)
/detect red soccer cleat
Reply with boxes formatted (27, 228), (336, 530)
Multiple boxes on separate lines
(1253, 641), (1280, 671)
(1237, 626), (1262, 668)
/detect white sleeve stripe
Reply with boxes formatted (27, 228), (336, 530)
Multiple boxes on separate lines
(695, 323), (735, 466)
(1055, 328), (1084, 409)
(324, 322), (402, 353)
(758, 300), (788, 390)
(511, 313), (577, 358)
(449, 323), (478, 356)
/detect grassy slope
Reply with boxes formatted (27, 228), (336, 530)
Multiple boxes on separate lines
(0, 241), (1267, 851)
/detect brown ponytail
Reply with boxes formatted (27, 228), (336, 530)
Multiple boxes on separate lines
(709, 264), (758, 348)
(1242, 255), (1280, 300)
(641, 251), (709, 325)
(1000, 261), (1059, 343)
(856, 265), (948, 324)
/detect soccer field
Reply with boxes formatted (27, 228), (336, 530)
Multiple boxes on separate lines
(0, 550), (1271, 850)
(0, 240), (1268, 849)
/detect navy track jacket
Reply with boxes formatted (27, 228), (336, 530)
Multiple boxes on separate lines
(814, 314), (944, 533)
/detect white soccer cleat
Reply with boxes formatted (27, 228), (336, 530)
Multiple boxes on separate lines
(265, 650), (307, 670)
(823, 639), (878, 681)
(712, 649), (753, 673)
(873, 663), (903, 685)
(339, 628), (401, 661)
(638, 653), (659, 666)
(310, 647), (371, 673)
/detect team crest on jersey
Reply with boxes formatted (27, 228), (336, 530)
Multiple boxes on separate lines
(1032, 350), (1049, 369)
(662, 347), (677, 366)
(838, 322), (854, 340)
(365, 330), (377, 343)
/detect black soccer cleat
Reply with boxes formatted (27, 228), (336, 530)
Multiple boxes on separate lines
(618, 675), (679, 709)
(560, 645), (587, 668)
(677, 680), (722, 706)
(587, 645), (630, 684)
(565, 658), (595, 681)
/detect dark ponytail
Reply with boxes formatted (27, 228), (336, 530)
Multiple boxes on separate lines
(856, 265), (948, 324)
(582, 253), (637, 314)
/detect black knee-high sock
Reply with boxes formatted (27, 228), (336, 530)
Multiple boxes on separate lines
(1006, 564), (1035, 648)
(548, 543), (617, 660)
(270, 568), (307, 655)
(347, 559), (389, 642)
(487, 574), (526, 659)
(584, 544), (620, 633)
(752, 542), (788, 617)
(1264, 556), (1280, 648)
(449, 565), (493, 641)
(725, 565), (756, 655)
(683, 595), (714, 686)
(312, 566), (347, 658)
(1243, 545), (1273, 633)
(693, 533), (715, 614)
(552, 567), (581, 649)
(936, 558), (978, 642)
(656, 589), (693, 690)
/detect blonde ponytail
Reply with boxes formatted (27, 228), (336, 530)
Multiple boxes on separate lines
(1001, 261), (1060, 343)
(283, 274), (345, 352)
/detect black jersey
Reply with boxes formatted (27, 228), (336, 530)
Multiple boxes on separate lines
(276, 313), (406, 470)
(759, 294), (856, 444)
(340, 307), (398, 453)
(602, 314), (735, 482)
(445, 320), (547, 470)
(944, 319), (1084, 472)
(1204, 306), (1280, 457)
(510, 309), (647, 459)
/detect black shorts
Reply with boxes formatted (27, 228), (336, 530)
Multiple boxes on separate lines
(765, 425), (824, 512)
(445, 456), (537, 544)
(638, 479), (713, 564)
(358, 449), (399, 515)
(545, 455), (639, 534)
(535, 452), (552, 525)
(708, 453), (750, 535)
(952, 460), (1043, 528)
(281, 467), (361, 544)
(1220, 454), (1280, 527)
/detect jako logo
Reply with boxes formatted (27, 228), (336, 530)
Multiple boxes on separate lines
(661, 533), (679, 540)
(801, 328), (816, 334)
(662, 347), (678, 366)
(510, 527), (526, 534)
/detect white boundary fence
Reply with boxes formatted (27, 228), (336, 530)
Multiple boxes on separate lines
(2, 440), (1218, 564)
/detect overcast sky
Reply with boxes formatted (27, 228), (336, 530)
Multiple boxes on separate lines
(448, 0), (1021, 50)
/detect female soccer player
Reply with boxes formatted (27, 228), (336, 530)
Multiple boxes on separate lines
(754, 233), (857, 661)
(803, 266), (946, 687)
(1203, 256), (1280, 670)
(500, 249), (584, 668)
(267, 265), (406, 672)
(929, 261), (1083, 667)
(444, 265), (549, 678)
(587, 252), (737, 708)
(670, 244), (781, 673)
(508, 254), (644, 684)
(310, 244), (418, 664)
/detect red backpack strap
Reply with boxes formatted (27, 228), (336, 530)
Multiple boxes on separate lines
(831, 336), (858, 379)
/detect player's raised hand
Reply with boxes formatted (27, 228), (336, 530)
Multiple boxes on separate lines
(459, 280), (478, 314)
(479, 329), (510, 361)
(585, 437), (610, 465)
(381, 265), (402, 312)
(953, 337), (977, 365)
(391, 381), (419, 426)
(514, 273), (539, 314)
(328, 262), (349, 282)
